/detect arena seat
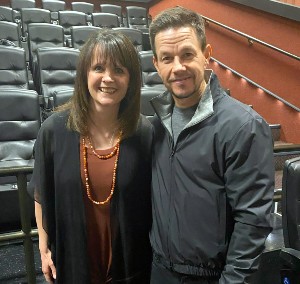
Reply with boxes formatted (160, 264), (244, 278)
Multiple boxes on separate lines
(100, 4), (125, 27)
(0, 89), (40, 233)
(280, 157), (300, 283)
(138, 50), (166, 91)
(58, 11), (87, 47)
(71, 1), (94, 23)
(71, 25), (100, 50)
(0, 21), (21, 47)
(0, 6), (14, 22)
(113, 27), (143, 52)
(126, 6), (149, 32)
(92, 12), (119, 28)
(41, 0), (65, 23)
(35, 47), (79, 115)
(0, 45), (29, 89)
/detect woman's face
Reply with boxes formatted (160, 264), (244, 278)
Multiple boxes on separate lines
(87, 48), (130, 111)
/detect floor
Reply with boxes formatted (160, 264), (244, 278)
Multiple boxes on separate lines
(0, 239), (47, 284)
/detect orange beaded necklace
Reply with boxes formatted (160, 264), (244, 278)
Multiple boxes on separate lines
(82, 133), (121, 205)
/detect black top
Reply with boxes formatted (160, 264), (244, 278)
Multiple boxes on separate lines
(28, 111), (153, 284)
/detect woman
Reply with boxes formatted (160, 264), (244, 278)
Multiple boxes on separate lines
(28, 29), (152, 283)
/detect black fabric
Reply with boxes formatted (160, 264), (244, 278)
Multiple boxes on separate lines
(28, 111), (152, 283)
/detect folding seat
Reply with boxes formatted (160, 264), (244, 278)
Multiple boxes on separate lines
(126, 6), (149, 32)
(138, 50), (166, 91)
(53, 88), (74, 107)
(0, 21), (21, 47)
(92, 12), (119, 28)
(71, 1), (94, 23)
(113, 27), (143, 52)
(0, 88), (40, 233)
(0, 6), (14, 22)
(20, 8), (51, 39)
(58, 10), (87, 47)
(71, 25), (100, 50)
(35, 47), (79, 114)
(27, 23), (64, 80)
(20, 8), (51, 62)
(100, 4), (125, 27)
(41, 0), (65, 24)
(10, 0), (35, 24)
(280, 157), (300, 282)
(0, 45), (29, 89)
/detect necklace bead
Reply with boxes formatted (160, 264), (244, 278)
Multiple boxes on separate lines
(82, 132), (121, 205)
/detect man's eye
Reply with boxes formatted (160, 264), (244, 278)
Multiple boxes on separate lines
(161, 56), (172, 63)
(183, 53), (193, 59)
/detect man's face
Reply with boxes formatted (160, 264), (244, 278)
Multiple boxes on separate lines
(153, 26), (211, 108)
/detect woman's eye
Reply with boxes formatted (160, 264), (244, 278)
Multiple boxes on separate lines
(115, 67), (124, 74)
(95, 65), (104, 72)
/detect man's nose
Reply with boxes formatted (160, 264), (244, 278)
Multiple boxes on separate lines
(173, 57), (186, 72)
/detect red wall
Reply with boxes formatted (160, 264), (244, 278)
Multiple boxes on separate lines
(149, 0), (300, 143)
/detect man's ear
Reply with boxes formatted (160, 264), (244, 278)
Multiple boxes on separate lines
(204, 44), (212, 61)
(153, 56), (160, 76)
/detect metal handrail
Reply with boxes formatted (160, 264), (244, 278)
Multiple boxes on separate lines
(202, 15), (300, 61)
(210, 56), (300, 112)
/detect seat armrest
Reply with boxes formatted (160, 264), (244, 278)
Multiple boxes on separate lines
(280, 248), (300, 271)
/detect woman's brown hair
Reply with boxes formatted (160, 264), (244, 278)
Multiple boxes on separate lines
(61, 29), (141, 139)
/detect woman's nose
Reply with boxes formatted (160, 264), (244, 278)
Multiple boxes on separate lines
(102, 71), (114, 82)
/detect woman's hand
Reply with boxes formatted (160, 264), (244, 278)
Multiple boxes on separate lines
(40, 248), (56, 283)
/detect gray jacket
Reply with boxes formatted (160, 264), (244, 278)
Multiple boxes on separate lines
(150, 71), (274, 283)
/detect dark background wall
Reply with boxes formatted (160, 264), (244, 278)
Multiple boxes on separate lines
(149, 0), (300, 143)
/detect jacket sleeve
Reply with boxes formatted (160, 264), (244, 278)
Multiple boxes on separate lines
(219, 117), (274, 284)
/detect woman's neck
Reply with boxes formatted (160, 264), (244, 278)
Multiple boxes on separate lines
(87, 105), (120, 150)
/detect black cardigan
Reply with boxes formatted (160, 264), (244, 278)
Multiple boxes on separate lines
(28, 111), (153, 283)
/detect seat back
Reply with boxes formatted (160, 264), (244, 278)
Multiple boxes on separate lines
(138, 50), (165, 90)
(0, 89), (40, 164)
(113, 27), (143, 52)
(53, 88), (74, 107)
(0, 21), (21, 47)
(0, 6), (14, 22)
(126, 6), (149, 30)
(100, 4), (124, 26)
(21, 8), (51, 38)
(0, 45), (28, 89)
(36, 47), (79, 108)
(0, 88), (40, 232)
(58, 10), (87, 46)
(71, 25), (100, 50)
(92, 12), (119, 28)
(71, 2), (94, 15)
(282, 157), (300, 250)
(11, 0), (35, 22)
(140, 88), (163, 117)
(41, 0), (65, 23)
(27, 23), (64, 73)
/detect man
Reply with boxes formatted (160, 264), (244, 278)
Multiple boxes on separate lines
(149, 6), (274, 284)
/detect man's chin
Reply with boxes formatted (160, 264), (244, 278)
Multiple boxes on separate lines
(172, 91), (195, 100)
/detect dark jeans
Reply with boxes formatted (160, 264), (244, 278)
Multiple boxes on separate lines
(150, 261), (219, 284)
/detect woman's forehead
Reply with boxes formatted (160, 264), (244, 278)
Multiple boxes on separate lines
(91, 45), (122, 66)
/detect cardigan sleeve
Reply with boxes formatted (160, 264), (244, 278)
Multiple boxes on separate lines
(28, 115), (55, 235)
